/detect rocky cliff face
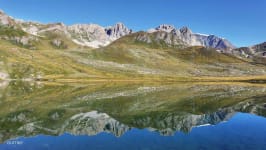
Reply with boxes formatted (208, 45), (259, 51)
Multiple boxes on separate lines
(134, 31), (187, 48)
(67, 23), (132, 48)
(18, 21), (133, 48)
(0, 10), (15, 26)
(67, 24), (109, 48)
(147, 24), (235, 51)
(232, 42), (266, 58)
(0, 11), (132, 48)
(105, 22), (132, 39)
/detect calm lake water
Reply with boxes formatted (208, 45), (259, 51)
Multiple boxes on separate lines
(0, 81), (266, 150)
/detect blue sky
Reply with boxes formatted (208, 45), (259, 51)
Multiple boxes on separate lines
(1, 0), (265, 47)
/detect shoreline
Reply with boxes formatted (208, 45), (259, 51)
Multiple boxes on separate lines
(1, 76), (266, 84)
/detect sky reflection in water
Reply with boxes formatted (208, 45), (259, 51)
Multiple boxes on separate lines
(1, 113), (266, 150)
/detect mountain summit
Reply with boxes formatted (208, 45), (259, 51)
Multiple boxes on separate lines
(68, 23), (132, 48)
(105, 22), (133, 39)
(148, 24), (235, 51)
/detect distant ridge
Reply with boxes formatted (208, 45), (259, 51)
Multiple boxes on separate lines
(0, 10), (234, 50)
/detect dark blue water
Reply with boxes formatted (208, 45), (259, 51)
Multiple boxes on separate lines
(1, 113), (266, 150)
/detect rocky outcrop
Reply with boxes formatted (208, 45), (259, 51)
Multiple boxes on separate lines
(232, 42), (266, 58)
(0, 72), (9, 80)
(147, 24), (235, 51)
(68, 24), (108, 48)
(19, 21), (133, 48)
(0, 10), (15, 26)
(134, 31), (187, 48)
(148, 24), (176, 33)
(14, 18), (133, 48)
(9, 36), (37, 50)
(68, 23), (132, 48)
(105, 22), (132, 39)
(51, 39), (67, 49)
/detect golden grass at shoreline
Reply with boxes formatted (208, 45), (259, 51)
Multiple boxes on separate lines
(33, 75), (266, 85)
(2, 74), (264, 82)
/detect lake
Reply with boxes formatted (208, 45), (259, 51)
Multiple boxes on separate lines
(0, 81), (266, 150)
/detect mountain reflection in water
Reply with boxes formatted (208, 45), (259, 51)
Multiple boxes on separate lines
(0, 81), (266, 150)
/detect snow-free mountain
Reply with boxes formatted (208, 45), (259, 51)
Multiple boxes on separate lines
(148, 24), (235, 51)
(0, 10), (133, 48)
(0, 10), (235, 50)
(232, 42), (266, 58)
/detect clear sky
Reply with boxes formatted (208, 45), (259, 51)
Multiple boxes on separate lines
(1, 0), (265, 47)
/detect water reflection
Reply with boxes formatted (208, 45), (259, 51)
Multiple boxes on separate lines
(2, 113), (266, 150)
(0, 81), (265, 146)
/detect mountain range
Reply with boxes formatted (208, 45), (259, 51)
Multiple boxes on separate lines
(0, 10), (265, 81)
(0, 10), (235, 50)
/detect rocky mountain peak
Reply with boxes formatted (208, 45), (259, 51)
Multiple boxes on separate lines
(68, 23), (105, 34)
(179, 26), (193, 35)
(144, 25), (235, 50)
(67, 22), (132, 48)
(67, 23), (108, 47)
(105, 22), (132, 39)
(251, 42), (266, 51)
(232, 42), (266, 59)
(155, 24), (176, 33)
(113, 22), (126, 29)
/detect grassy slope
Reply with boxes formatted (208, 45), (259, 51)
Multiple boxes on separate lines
(0, 40), (113, 80)
(86, 32), (266, 81)
(0, 28), (265, 82)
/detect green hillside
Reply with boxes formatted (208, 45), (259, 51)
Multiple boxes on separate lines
(0, 28), (266, 82)
(88, 32), (266, 79)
